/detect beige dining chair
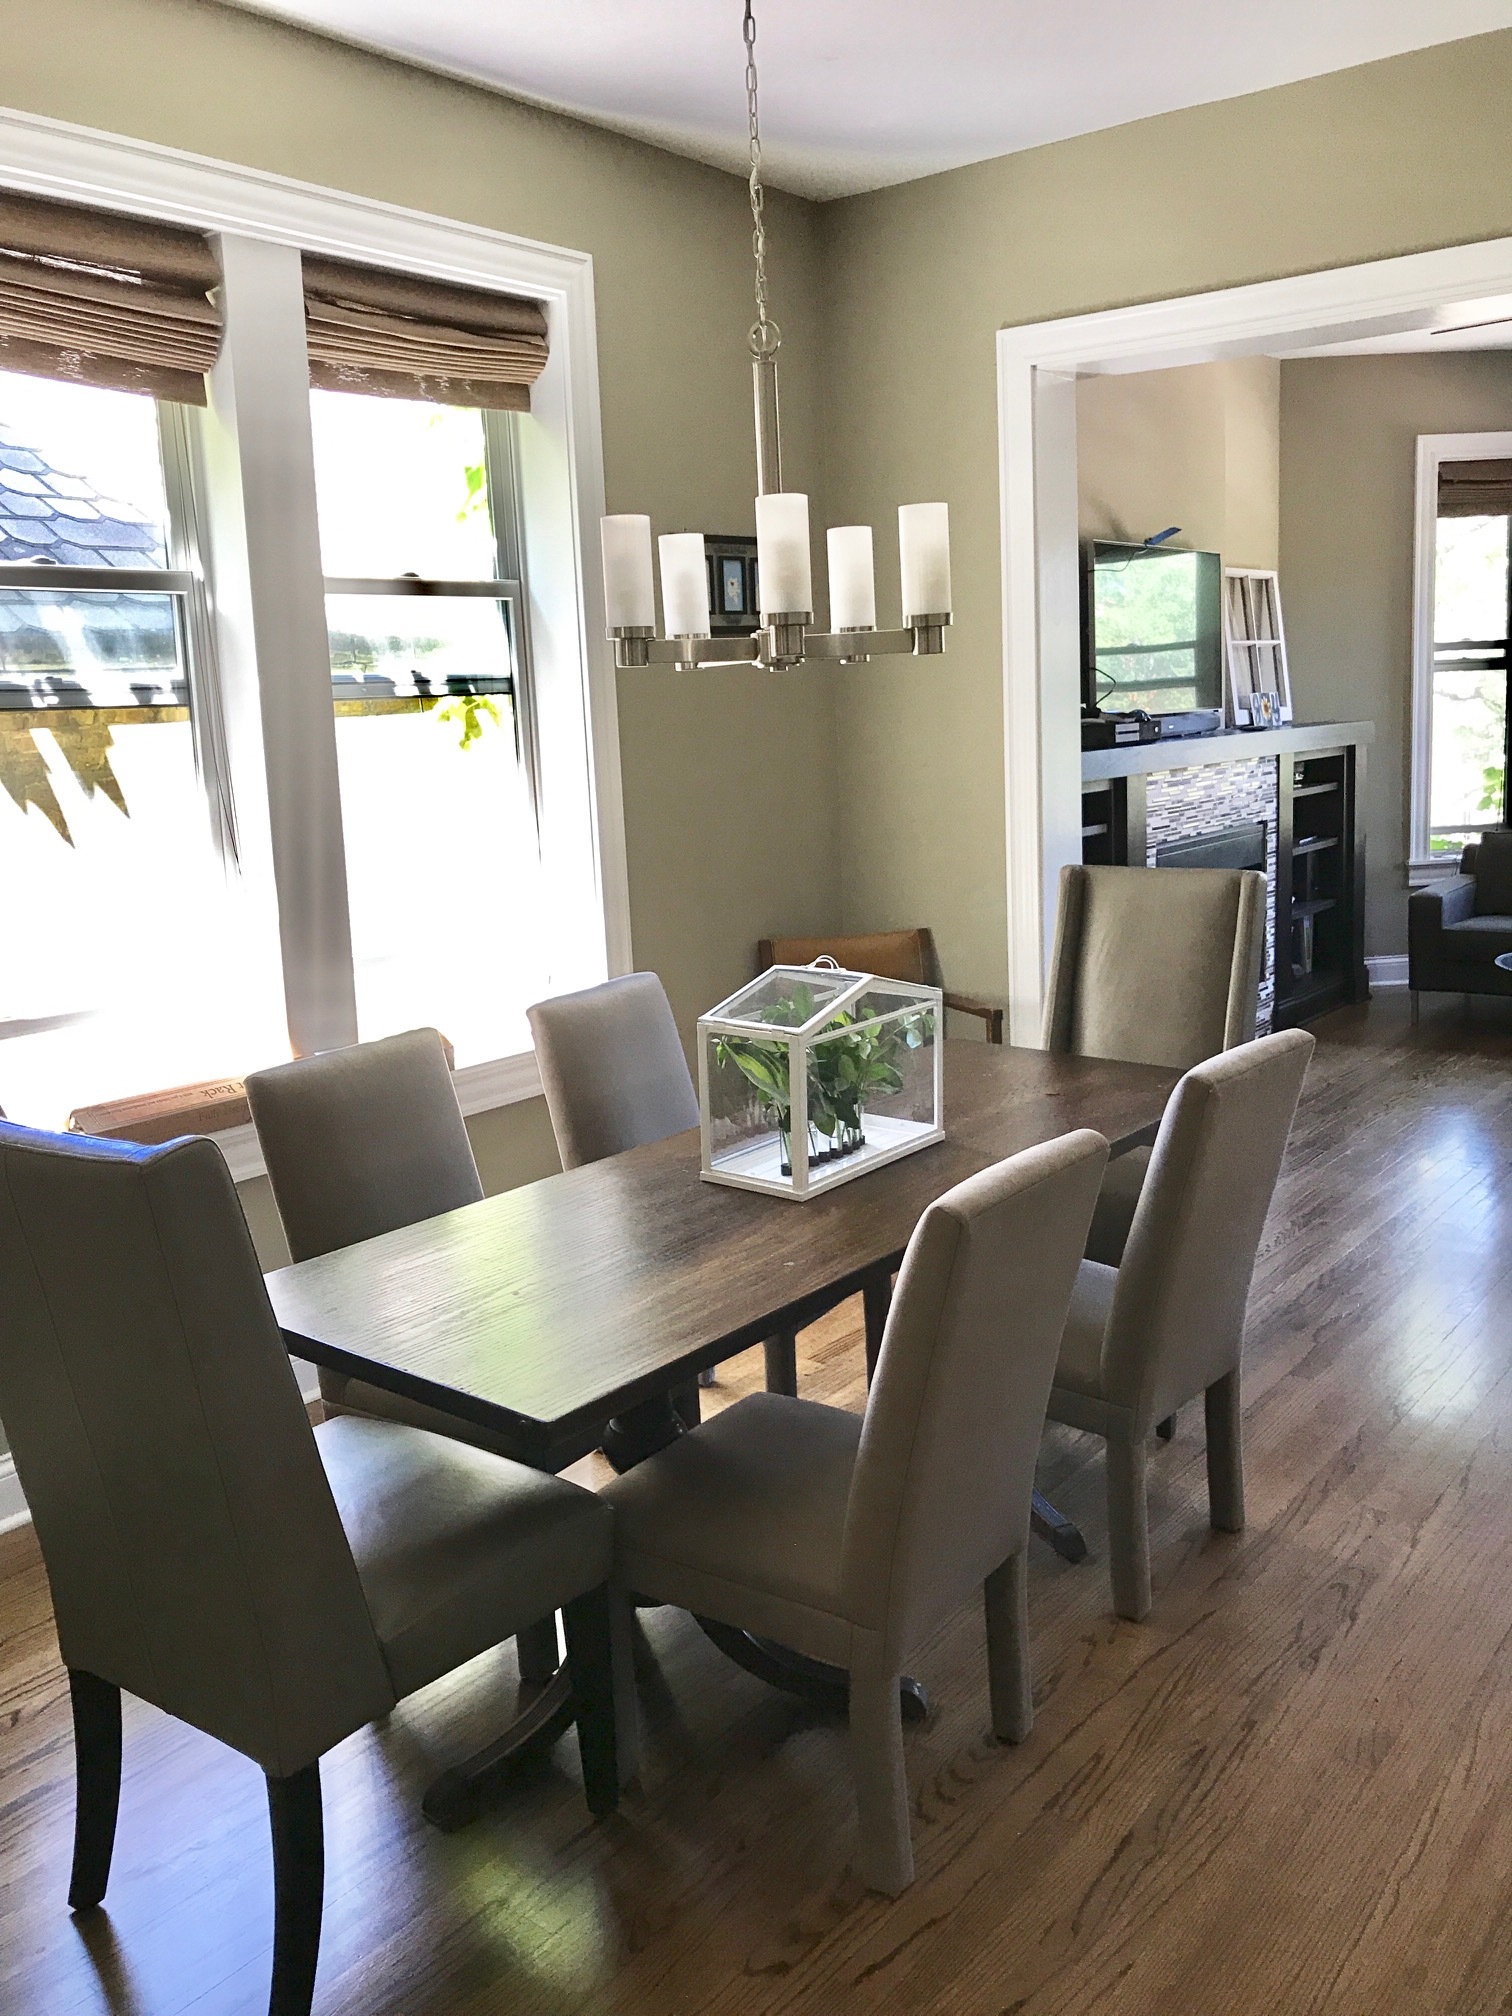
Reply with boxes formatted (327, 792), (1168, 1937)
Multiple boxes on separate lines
(0, 1121), (619, 2016)
(246, 1028), (565, 1684)
(603, 1128), (1111, 1894)
(528, 972), (795, 1415)
(1047, 1029), (1313, 1622)
(1043, 862), (1267, 1272)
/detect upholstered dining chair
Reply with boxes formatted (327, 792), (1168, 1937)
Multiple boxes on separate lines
(0, 1122), (619, 2016)
(528, 973), (780, 1419)
(1042, 863), (1267, 1272)
(246, 1030), (564, 1684)
(603, 1129), (1111, 1895)
(759, 927), (1004, 1043)
(1047, 1029), (1313, 1622)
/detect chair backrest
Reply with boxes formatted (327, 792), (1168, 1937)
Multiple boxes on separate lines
(246, 1028), (482, 1263)
(527, 972), (698, 1170)
(1466, 827), (1512, 915)
(0, 1124), (393, 1775)
(839, 1129), (1109, 1658)
(757, 928), (943, 990)
(1041, 864), (1266, 1070)
(1100, 1029), (1314, 1426)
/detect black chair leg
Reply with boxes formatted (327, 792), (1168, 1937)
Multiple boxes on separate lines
(267, 1761), (324, 2016)
(562, 1587), (619, 1818)
(764, 1330), (799, 1396)
(67, 1670), (121, 1911)
(515, 1615), (561, 1685)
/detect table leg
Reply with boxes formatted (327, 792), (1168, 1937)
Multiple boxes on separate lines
(693, 1616), (928, 1724)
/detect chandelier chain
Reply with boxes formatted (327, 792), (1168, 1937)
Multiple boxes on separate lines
(744, 0), (779, 359)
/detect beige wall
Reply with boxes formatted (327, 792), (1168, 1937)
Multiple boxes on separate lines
(1, 0), (839, 1218)
(1078, 357), (1280, 563)
(820, 30), (1512, 999)
(1278, 351), (1512, 956)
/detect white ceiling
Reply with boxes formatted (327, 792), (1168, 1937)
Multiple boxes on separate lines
(225, 0), (1512, 201)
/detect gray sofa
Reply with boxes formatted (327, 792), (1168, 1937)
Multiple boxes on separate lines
(1408, 829), (1512, 1011)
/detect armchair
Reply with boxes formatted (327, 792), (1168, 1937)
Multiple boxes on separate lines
(1408, 831), (1512, 1016)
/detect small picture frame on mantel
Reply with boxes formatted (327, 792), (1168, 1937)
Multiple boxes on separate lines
(705, 534), (760, 635)
(1223, 568), (1293, 728)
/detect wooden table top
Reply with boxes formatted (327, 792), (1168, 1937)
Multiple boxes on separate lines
(267, 1041), (1178, 1464)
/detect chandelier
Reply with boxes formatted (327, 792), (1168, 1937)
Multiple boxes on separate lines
(599, 0), (952, 673)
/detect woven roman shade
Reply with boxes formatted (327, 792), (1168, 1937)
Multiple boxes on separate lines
(302, 256), (549, 411)
(0, 190), (220, 404)
(1439, 459), (1512, 517)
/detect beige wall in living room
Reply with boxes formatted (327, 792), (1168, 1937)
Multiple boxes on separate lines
(0, 0), (837, 1266)
(1279, 350), (1512, 959)
(1078, 358), (1281, 569)
(819, 31), (1512, 1001)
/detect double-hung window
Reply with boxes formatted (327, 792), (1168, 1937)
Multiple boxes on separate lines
(1427, 465), (1512, 858)
(310, 389), (548, 1064)
(0, 369), (281, 1127)
(0, 179), (618, 1137)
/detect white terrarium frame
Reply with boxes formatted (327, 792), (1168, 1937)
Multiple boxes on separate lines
(697, 962), (945, 1201)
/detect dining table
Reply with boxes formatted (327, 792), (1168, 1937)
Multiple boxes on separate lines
(267, 1037), (1179, 1824)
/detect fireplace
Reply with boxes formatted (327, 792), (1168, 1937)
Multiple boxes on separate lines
(1154, 821), (1267, 874)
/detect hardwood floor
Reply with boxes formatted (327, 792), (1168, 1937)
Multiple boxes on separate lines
(4, 992), (1512, 2014)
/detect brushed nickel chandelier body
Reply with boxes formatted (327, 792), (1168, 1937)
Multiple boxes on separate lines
(600, 0), (952, 673)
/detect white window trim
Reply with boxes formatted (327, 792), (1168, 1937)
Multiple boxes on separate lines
(997, 234), (1512, 1043)
(0, 103), (631, 1112)
(1409, 430), (1512, 867)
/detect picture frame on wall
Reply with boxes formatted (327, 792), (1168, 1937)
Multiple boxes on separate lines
(706, 534), (760, 634)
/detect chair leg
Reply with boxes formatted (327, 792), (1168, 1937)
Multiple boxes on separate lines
(562, 1587), (619, 1818)
(67, 1670), (121, 1911)
(983, 1548), (1032, 1744)
(515, 1615), (561, 1686)
(607, 1584), (641, 1788)
(848, 1655), (913, 1895)
(1205, 1369), (1245, 1533)
(763, 1330), (799, 1396)
(266, 1761), (323, 2016)
(1410, 988), (1421, 1026)
(1106, 1428), (1151, 1622)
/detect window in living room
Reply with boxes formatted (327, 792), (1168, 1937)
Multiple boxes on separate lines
(1428, 462), (1512, 858)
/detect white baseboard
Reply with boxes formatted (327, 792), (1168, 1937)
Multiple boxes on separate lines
(1368, 955), (1410, 988)
(0, 1454), (29, 1536)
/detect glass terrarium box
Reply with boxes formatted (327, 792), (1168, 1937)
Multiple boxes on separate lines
(698, 963), (943, 1201)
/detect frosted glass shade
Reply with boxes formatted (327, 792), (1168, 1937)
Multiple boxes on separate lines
(827, 525), (876, 630)
(658, 532), (710, 637)
(600, 514), (655, 630)
(755, 492), (812, 616)
(899, 502), (952, 620)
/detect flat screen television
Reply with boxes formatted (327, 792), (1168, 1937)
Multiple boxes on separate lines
(1082, 540), (1223, 718)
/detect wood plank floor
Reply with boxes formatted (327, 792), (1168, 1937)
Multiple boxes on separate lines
(4, 992), (1512, 2014)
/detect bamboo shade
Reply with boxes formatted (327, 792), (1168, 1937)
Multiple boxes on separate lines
(0, 191), (221, 404)
(1438, 459), (1512, 517)
(302, 255), (549, 410)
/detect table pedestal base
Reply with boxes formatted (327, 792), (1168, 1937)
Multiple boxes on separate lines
(422, 1669), (577, 1831)
(693, 1616), (929, 1722)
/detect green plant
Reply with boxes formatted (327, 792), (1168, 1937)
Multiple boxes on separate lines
(714, 983), (934, 1174)
(435, 692), (502, 750)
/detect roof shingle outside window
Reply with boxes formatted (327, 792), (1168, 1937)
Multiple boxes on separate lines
(0, 423), (163, 568)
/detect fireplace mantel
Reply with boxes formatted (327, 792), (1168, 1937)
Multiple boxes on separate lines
(1080, 721), (1372, 1028)
(1082, 720), (1373, 782)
